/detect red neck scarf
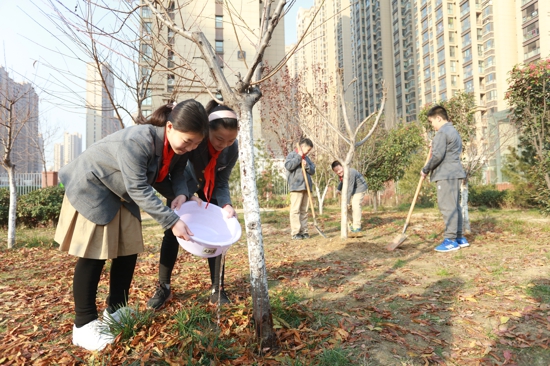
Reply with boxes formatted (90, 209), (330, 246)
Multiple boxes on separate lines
(203, 140), (222, 207)
(156, 128), (175, 182)
(295, 148), (305, 160)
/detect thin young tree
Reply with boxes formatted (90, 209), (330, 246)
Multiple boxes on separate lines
(301, 71), (386, 239)
(0, 79), (39, 249)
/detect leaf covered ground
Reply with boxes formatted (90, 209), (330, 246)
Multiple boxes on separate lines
(1, 206), (550, 365)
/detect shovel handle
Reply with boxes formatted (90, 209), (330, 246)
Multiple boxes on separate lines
(403, 147), (432, 232)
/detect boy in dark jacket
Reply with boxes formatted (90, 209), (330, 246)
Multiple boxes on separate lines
(332, 161), (368, 233)
(284, 138), (315, 240)
(421, 105), (469, 252)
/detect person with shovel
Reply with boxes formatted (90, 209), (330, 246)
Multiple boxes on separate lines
(285, 138), (316, 240)
(421, 105), (469, 252)
(331, 161), (368, 234)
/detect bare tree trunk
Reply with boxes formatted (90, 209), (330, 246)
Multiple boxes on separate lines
(340, 165), (349, 239)
(461, 180), (471, 234)
(314, 184), (329, 215)
(372, 191), (378, 212)
(7, 165), (16, 249)
(237, 97), (277, 349)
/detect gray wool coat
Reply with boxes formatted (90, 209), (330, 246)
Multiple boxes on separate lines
(59, 125), (190, 230)
(184, 139), (239, 207)
(422, 122), (466, 182)
(284, 151), (315, 192)
(336, 168), (368, 204)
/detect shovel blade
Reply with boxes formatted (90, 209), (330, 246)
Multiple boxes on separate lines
(315, 225), (327, 238)
(387, 234), (407, 251)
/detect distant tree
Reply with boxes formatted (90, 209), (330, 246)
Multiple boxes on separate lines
(356, 122), (425, 212)
(505, 59), (550, 213)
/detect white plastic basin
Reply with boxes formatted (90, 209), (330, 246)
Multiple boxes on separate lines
(174, 201), (242, 258)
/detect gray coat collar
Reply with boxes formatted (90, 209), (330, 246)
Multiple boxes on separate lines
(154, 125), (165, 157)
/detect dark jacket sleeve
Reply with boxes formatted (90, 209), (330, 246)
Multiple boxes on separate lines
(213, 142), (238, 207)
(117, 136), (180, 230)
(422, 130), (446, 174)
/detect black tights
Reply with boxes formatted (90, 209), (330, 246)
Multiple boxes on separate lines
(159, 229), (225, 287)
(73, 254), (137, 327)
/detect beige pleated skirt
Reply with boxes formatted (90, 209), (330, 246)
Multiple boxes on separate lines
(55, 195), (144, 260)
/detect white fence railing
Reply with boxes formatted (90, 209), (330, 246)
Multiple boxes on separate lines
(0, 173), (42, 195)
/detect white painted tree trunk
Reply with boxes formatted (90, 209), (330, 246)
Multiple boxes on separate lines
(340, 165), (350, 239)
(460, 180), (471, 234)
(314, 184), (329, 215)
(7, 165), (16, 249)
(236, 102), (276, 347)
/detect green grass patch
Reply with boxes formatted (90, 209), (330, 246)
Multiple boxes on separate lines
(393, 259), (407, 269)
(174, 303), (213, 341)
(436, 268), (452, 277)
(104, 305), (155, 342)
(271, 289), (307, 329)
(526, 283), (550, 303)
(427, 233), (438, 240)
(315, 347), (352, 365)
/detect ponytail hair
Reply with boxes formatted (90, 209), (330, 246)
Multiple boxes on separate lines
(205, 100), (238, 131)
(140, 99), (208, 136)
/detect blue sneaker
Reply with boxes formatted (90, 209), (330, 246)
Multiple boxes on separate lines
(456, 237), (469, 248)
(351, 227), (361, 233)
(434, 239), (460, 252)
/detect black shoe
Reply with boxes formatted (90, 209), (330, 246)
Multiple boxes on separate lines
(291, 234), (303, 240)
(147, 282), (172, 310)
(210, 286), (231, 305)
(301, 233), (310, 239)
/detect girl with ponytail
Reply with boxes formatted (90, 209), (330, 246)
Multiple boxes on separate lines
(54, 99), (209, 351)
(148, 100), (239, 309)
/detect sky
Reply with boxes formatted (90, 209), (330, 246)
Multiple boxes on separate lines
(0, 0), (314, 168)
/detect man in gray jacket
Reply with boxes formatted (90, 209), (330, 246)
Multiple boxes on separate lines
(285, 138), (315, 240)
(332, 161), (368, 233)
(421, 105), (469, 252)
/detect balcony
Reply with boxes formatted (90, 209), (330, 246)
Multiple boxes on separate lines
(523, 10), (538, 24)
(521, 0), (535, 7)
(524, 28), (540, 42)
(524, 48), (540, 60)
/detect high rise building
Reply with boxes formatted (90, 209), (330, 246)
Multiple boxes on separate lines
(62, 132), (82, 166)
(518, 0), (549, 63)
(139, 1), (285, 140)
(0, 66), (41, 173)
(53, 143), (64, 172)
(350, 1), (399, 127)
(85, 62), (120, 149)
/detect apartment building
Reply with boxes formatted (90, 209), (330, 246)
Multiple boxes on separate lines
(85, 62), (120, 149)
(139, 1), (285, 141)
(53, 143), (64, 172)
(0, 66), (41, 173)
(518, 0), (549, 63)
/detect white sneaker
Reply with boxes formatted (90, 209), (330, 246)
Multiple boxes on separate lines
(103, 306), (135, 324)
(72, 319), (114, 351)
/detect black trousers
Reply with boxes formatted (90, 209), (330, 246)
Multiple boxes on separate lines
(73, 254), (137, 327)
(159, 195), (226, 288)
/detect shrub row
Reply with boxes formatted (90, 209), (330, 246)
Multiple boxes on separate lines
(0, 186), (65, 228)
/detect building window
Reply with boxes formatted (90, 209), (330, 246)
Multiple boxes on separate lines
(447, 3), (454, 15)
(450, 46), (456, 58)
(482, 6), (492, 18)
(464, 79), (474, 92)
(524, 39), (540, 60)
(167, 75), (175, 93)
(143, 89), (152, 106)
(487, 90), (497, 101)
(140, 43), (152, 62)
(477, 44), (483, 56)
(450, 60), (457, 72)
(484, 39), (494, 51)
(461, 17), (470, 32)
(142, 110), (151, 118)
(215, 15), (223, 28)
(436, 7), (443, 21)
(463, 47), (472, 62)
(477, 28), (483, 41)
(462, 31), (471, 47)
(483, 22), (492, 35)
(448, 17), (454, 30)
(478, 60), (484, 73)
(439, 78), (446, 91)
(423, 55), (430, 67)
(140, 66), (151, 79)
(486, 56), (495, 67)
(464, 63), (473, 78)
(449, 31), (456, 43)
(215, 41), (224, 53)
(438, 64), (445, 77)
(460, 1), (470, 17)
(142, 6), (152, 18)
(523, 21), (539, 42)
(436, 21), (444, 35)
(143, 22), (152, 34)
(437, 48), (445, 63)
(451, 75), (458, 87)
(486, 72), (496, 84)
(423, 43), (430, 55)
(167, 50), (174, 68)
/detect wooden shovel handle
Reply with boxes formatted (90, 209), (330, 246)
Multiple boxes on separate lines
(403, 147), (432, 230)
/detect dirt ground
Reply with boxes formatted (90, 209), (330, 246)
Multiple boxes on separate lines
(1, 205), (549, 365)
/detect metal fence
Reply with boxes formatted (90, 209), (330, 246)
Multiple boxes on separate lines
(0, 173), (42, 196)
